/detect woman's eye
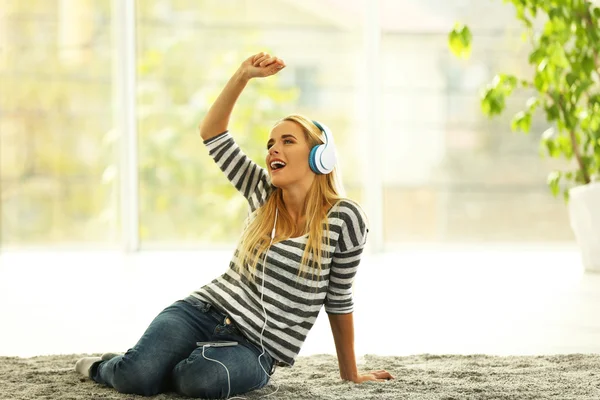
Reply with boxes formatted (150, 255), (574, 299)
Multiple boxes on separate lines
(266, 139), (293, 150)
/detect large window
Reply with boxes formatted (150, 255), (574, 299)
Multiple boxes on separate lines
(0, 0), (119, 246)
(135, 0), (366, 246)
(0, 0), (576, 250)
(380, 0), (573, 243)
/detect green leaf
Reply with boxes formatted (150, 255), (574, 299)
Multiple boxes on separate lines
(548, 43), (569, 68)
(534, 72), (549, 91)
(564, 112), (578, 131)
(529, 47), (546, 65)
(558, 135), (574, 159)
(479, 74), (520, 118)
(541, 128), (559, 157)
(520, 79), (532, 88)
(547, 171), (561, 197)
(487, 93), (505, 115)
(582, 56), (595, 75)
(526, 97), (539, 110)
(529, 5), (537, 18)
(511, 111), (532, 133)
(563, 189), (570, 203)
(548, 8), (562, 21)
(544, 103), (560, 122)
(593, 117), (600, 132)
(543, 139), (558, 157)
(574, 80), (592, 102)
(516, 4), (533, 28)
(526, 96), (539, 116)
(448, 23), (472, 59)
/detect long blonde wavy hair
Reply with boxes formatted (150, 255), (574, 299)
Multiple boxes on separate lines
(235, 114), (345, 282)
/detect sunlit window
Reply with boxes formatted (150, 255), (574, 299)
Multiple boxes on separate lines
(0, 0), (575, 249)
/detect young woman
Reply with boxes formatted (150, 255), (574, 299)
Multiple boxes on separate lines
(75, 52), (394, 399)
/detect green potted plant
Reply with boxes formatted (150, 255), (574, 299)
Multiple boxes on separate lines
(448, 0), (600, 272)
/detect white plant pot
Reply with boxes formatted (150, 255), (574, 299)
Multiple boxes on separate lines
(568, 182), (600, 273)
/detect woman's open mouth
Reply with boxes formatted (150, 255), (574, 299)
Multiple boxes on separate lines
(270, 160), (286, 173)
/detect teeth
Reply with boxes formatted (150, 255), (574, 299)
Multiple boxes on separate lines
(270, 161), (286, 169)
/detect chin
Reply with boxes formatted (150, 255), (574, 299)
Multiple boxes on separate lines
(270, 179), (284, 188)
(269, 174), (279, 187)
(270, 177), (291, 189)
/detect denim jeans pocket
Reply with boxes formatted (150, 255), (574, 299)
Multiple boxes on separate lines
(213, 316), (242, 337)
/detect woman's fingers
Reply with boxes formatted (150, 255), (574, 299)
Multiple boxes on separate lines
(258, 57), (277, 67)
(252, 53), (284, 68)
(251, 52), (264, 63)
(253, 53), (270, 67)
(243, 53), (285, 79)
(252, 52), (269, 64)
(267, 58), (285, 69)
(371, 370), (395, 380)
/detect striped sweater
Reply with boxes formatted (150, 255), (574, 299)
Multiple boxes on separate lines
(190, 131), (368, 366)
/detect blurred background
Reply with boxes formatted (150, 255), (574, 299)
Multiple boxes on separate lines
(0, 0), (574, 249)
(1, 0), (595, 359)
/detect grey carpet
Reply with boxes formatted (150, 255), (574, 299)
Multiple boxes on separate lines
(1, 353), (599, 399)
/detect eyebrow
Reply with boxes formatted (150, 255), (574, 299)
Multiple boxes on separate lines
(267, 134), (297, 146)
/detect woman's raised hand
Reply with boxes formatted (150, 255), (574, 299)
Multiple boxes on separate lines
(241, 52), (286, 79)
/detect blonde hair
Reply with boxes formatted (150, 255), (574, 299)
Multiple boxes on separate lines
(236, 114), (344, 282)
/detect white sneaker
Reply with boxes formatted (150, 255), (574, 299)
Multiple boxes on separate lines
(74, 357), (101, 378)
(101, 352), (122, 361)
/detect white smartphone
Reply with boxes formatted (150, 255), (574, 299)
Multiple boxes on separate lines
(196, 341), (238, 348)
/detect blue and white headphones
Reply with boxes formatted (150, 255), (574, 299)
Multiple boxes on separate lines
(309, 120), (337, 175)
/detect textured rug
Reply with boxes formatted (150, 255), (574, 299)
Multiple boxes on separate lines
(1, 353), (599, 399)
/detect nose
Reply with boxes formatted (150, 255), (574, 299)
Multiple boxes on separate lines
(269, 145), (280, 156)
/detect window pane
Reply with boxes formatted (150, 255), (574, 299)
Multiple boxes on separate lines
(0, 0), (119, 245)
(136, 0), (366, 246)
(380, 0), (573, 243)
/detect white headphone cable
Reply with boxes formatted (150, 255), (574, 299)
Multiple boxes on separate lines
(201, 207), (280, 400)
(255, 208), (280, 398)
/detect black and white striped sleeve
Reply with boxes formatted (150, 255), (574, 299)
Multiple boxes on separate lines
(324, 201), (369, 315)
(204, 131), (274, 212)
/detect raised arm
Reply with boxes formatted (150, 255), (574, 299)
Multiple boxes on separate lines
(199, 52), (286, 211)
(199, 52), (286, 141)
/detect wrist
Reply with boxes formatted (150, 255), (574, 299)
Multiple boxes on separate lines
(340, 368), (359, 382)
(235, 66), (252, 83)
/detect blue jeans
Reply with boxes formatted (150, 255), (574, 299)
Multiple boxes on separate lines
(90, 296), (275, 398)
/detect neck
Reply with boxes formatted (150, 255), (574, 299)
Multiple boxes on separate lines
(281, 188), (307, 222)
(279, 175), (314, 221)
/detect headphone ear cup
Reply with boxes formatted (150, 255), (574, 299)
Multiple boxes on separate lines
(309, 144), (336, 174)
(310, 120), (337, 174)
(309, 145), (322, 174)
(319, 145), (336, 174)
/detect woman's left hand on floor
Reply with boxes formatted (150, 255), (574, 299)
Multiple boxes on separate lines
(352, 369), (395, 383)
